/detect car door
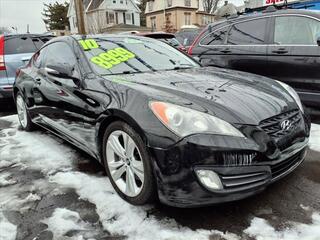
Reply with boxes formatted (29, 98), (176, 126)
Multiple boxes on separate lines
(193, 25), (230, 67)
(36, 41), (88, 145)
(196, 17), (270, 76)
(222, 17), (270, 76)
(267, 15), (320, 109)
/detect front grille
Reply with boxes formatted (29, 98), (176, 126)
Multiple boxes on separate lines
(259, 110), (301, 138)
(271, 149), (305, 180)
(220, 171), (269, 190)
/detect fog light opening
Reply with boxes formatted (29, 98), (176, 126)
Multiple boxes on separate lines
(196, 169), (223, 191)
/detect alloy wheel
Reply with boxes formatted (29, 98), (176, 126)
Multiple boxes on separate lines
(16, 95), (28, 128)
(106, 130), (145, 197)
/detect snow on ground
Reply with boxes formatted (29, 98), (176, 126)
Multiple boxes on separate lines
(1, 115), (320, 240)
(245, 212), (320, 240)
(42, 208), (93, 240)
(309, 124), (320, 152)
(0, 212), (17, 240)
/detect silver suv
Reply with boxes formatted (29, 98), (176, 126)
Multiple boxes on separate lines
(0, 34), (53, 99)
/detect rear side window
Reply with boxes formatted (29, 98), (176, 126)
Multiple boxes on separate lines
(5, 37), (37, 55)
(33, 47), (48, 68)
(274, 16), (320, 45)
(200, 27), (229, 45)
(4, 36), (51, 55)
(227, 18), (267, 45)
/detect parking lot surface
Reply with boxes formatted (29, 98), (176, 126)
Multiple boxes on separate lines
(0, 104), (320, 240)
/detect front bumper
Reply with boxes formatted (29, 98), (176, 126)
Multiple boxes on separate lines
(149, 114), (310, 207)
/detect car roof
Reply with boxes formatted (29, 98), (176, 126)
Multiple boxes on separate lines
(71, 34), (159, 41)
(208, 8), (320, 29)
(3, 33), (54, 38)
(40, 34), (160, 49)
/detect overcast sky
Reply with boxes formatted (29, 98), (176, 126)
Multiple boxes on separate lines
(0, 0), (66, 34)
(0, 0), (244, 34)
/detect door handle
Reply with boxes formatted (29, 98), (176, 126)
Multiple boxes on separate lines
(272, 49), (288, 54)
(21, 57), (31, 61)
(220, 48), (231, 53)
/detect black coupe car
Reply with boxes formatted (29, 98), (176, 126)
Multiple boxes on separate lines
(14, 35), (310, 207)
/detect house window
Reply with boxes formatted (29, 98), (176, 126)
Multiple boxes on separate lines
(165, 13), (171, 21)
(120, 0), (123, 3)
(149, 1), (154, 11)
(126, 13), (131, 23)
(132, 13), (135, 25)
(202, 15), (209, 25)
(167, 0), (172, 7)
(184, 12), (191, 25)
(113, 0), (116, 3)
(151, 16), (156, 29)
(106, 12), (115, 24)
(184, 0), (191, 7)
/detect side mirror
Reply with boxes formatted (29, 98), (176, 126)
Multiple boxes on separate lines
(317, 36), (320, 46)
(45, 63), (74, 79)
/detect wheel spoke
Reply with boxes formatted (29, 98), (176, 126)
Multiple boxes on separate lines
(125, 167), (138, 196)
(131, 160), (144, 182)
(111, 164), (126, 180)
(124, 133), (135, 158)
(108, 160), (124, 171)
(108, 135), (126, 159)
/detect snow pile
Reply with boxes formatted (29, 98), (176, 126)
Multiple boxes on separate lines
(0, 172), (17, 187)
(309, 124), (320, 152)
(0, 115), (75, 174)
(245, 212), (320, 240)
(0, 212), (17, 240)
(42, 208), (90, 240)
(50, 171), (239, 240)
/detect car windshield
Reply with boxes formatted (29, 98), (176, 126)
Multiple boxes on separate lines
(81, 36), (199, 75)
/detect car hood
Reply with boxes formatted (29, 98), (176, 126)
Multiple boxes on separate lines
(103, 67), (298, 125)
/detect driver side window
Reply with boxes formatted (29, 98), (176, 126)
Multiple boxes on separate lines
(274, 16), (320, 45)
(44, 42), (77, 67)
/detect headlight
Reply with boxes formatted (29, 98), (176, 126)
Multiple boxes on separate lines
(276, 81), (304, 113)
(149, 101), (244, 138)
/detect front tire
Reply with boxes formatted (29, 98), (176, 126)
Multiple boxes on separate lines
(16, 93), (34, 131)
(102, 121), (156, 205)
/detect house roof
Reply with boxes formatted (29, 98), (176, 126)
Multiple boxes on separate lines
(87, 0), (104, 11)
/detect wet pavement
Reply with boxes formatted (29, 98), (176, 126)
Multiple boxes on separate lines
(1, 100), (320, 240)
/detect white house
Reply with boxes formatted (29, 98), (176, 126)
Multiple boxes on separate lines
(68, 0), (141, 34)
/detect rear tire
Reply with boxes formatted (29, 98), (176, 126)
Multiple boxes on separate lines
(102, 121), (156, 205)
(16, 92), (34, 131)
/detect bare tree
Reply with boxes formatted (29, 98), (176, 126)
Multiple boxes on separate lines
(203, 0), (220, 13)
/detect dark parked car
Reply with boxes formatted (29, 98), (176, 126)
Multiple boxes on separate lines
(134, 32), (186, 51)
(175, 28), (203, 50)
(0, 34), (53, 99)
(188, 9), (320, 112)
(14, 35), (310, 207)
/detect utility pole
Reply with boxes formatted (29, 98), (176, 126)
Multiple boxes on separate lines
(74, 0), (86, 34)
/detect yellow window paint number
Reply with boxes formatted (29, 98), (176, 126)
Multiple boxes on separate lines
(90, 47), (135, 69)
(78, 39), (99, 50)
